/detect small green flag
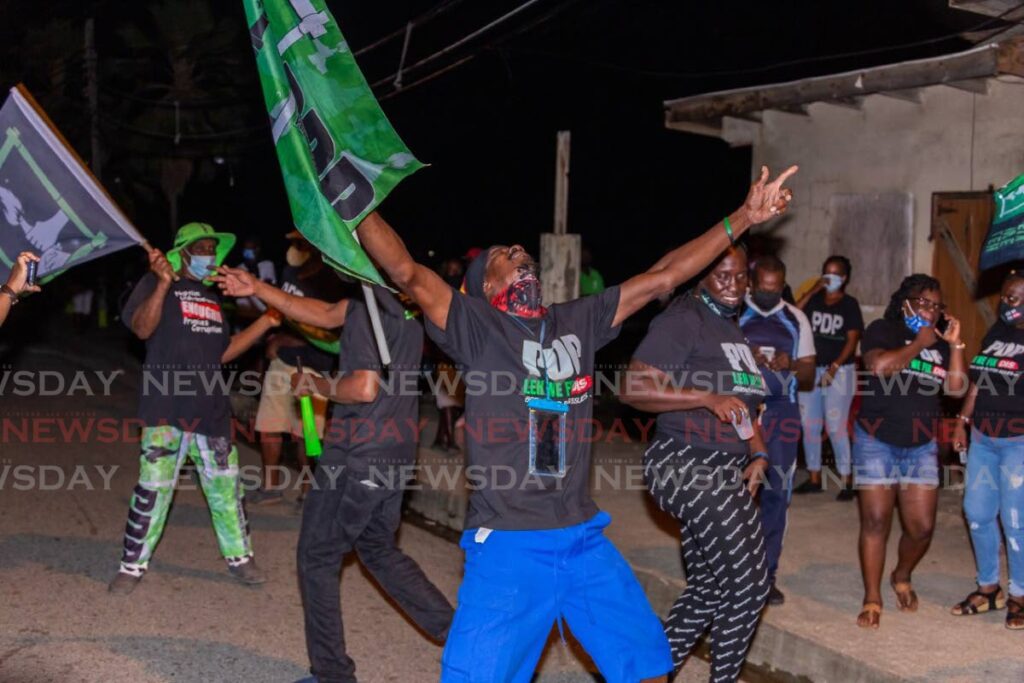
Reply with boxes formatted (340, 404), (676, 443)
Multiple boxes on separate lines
(243, 0), (424, 285)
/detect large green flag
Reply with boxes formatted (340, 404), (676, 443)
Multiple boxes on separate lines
(243, 0), (424, 285)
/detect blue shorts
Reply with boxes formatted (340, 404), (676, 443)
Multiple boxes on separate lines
(440, 511), (672, 683)
(853, 425), (939, 487)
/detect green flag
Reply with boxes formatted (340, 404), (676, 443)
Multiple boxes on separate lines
(980, 174), (1024, 271)
(243, 0), (424, 285)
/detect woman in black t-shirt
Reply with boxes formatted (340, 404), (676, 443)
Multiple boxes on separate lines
(854, 274), (966, 629)
(796, 255), (864, 498)
(950, 271), (1024, 630)
(624, 247), (771, 681)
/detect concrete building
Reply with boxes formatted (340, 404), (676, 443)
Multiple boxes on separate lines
(663, 37), (1024, 350)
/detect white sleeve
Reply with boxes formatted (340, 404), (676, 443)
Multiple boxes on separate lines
(789, 303), (816, 360)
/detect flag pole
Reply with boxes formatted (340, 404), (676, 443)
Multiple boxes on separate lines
(352, 230), (392, 375)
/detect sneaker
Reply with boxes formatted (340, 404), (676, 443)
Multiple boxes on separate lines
(108, 570), (142, 596)
(228, 558), (267, 586)
(793, 479), (823, 495)
(767, 584), (786, 606)
(837, 486), (857, 502)
(247, 488), (284, 506)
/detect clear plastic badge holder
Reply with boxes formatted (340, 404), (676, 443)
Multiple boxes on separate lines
(527, 397), (569, 477)
(522, 319), (569, 478)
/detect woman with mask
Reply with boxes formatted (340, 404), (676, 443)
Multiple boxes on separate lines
(623, 246), (772, 681)
(796, 256), (864, 499)
(855, 274), (966, 628)
(950, 271), (1024, 630)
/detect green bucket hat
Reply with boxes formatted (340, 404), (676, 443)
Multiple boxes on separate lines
(166, 222), (237, 277)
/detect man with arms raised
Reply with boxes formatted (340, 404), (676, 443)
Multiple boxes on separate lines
(356, 165), (796, 682)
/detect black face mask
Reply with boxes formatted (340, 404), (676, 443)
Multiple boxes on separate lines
(751, 290), (782, 311)
(1000, 301), (1024, 325)
(699, 287), (738, 318)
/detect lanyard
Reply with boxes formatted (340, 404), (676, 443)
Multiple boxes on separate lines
(508, 314), (551, 400)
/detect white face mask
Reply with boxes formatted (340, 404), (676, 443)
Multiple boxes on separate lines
(286, 245), (311, 267)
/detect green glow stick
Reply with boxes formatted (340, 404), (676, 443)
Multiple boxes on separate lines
(295, 358), (322, 458)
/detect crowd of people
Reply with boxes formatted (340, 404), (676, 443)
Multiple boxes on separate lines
(6, 160), (1024, 682)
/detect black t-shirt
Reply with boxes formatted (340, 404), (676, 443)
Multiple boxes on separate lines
(275, 264), (346, 373)
(803, 291), (864, 367)
(969, 321), (1024, 438)
(322, 287), (424, 473)
(633, 293), (767, 453)
(122, 273), (232, 438)
(426, 287), (621, 531)
(858, 318), (950, 447)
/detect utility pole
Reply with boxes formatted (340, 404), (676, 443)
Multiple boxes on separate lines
(540, 130), (580, 305)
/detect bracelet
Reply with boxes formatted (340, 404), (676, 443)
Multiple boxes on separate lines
(952, 341), (966, 350)
(723, 216), (735, 245)
(0, 284), (18, 305)
(956, 414), (971, 425)
(750, 451), (768, 462)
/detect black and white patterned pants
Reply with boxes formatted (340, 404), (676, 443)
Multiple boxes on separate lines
(643, 437), (770, 683)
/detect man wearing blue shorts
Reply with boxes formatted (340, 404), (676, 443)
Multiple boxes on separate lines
(353, 164), (795, 682)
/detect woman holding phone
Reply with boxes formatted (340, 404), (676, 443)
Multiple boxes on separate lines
(854, 274), (966, 628)
(623, 245), (772, 681)
(950, 271), (1024, 630)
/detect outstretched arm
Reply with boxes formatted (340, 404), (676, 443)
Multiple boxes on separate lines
(613, 165), (798, 327)
(213, 267), (349, 328)
(355, 212), (453, 330)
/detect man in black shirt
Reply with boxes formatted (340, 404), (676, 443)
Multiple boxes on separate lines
(214, 267), (454, 683)
(109, 223), (279, 596)
(353, 164), (797, 682)
(249, 234), (346, 506)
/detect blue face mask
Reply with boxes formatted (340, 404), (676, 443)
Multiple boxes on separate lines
(822, 273), (844, 293)
(242, 248), (256, 262)
(186, 253), (216, 281)
(904, 307), (931, 334)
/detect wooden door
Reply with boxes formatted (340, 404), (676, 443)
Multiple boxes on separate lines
(931, 192), (1002, 356)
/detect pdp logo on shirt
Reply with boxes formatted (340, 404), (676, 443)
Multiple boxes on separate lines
(520, 334), (592, 404)
(812, 311), (844, 337)
(721, 343), (766, 394)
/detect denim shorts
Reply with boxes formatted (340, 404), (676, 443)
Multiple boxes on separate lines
(853, 424), (939, 487)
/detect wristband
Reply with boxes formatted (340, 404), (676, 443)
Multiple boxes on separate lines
(1, 284), (18, 305)
(750, 451), (768, 462)
(723, 216), (735, 245)
(956, 414), (971, 425)
(952, 342), (966, 350)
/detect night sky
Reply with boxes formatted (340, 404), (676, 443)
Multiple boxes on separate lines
(0, 0), (997, 288)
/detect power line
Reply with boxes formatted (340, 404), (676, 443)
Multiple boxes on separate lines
(352, 0), (470, 57)
(510, 3), (1024, 81)
(376, 0), (585, 100)
(369, 0), (551, 90)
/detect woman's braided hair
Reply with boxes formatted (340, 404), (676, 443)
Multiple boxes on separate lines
(883, 274), (941, 322)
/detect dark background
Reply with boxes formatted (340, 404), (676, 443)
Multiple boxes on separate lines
(0, 0), (1005, 337)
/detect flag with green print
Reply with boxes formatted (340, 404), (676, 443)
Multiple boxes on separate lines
(243, 0), (424, 286)
(0, 86), (145, 284)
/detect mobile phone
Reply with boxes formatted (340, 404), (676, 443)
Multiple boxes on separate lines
(26, 260), (37, 287)
(935, 316), (949, 335)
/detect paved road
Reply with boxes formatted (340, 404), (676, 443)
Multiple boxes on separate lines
(0, 348), (717, 682)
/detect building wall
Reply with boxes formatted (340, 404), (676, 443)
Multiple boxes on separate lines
(739, 79), (1024, 317)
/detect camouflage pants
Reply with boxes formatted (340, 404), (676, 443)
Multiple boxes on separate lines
(119, 426), (252, 574)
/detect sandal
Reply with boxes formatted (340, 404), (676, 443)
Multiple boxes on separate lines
(1007, 597), (1024, 630)
(891, 574), (919, 612)
(950, 586), (1005, 616)
(857, 602), (882, 629)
